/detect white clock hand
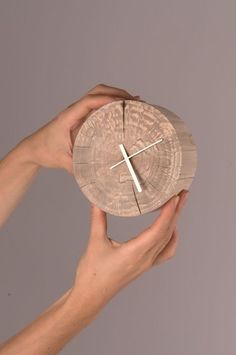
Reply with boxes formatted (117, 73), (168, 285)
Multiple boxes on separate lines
(119, 144), (142, 193)
(110, 138), (163, 169)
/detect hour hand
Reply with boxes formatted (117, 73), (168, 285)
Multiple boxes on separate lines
(110, 138), (163, 169)
(119, 144), (142, 193)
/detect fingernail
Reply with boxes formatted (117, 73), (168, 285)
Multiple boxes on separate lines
(174, 195), (180, 207)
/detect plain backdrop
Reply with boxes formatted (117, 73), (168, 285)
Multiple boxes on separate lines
(0, 1), (235, 354)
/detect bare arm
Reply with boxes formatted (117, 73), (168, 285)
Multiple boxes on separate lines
(0, 140), (40, 228)
(0, 191), (189, 354)
(0, 84), (137, 228)
(0, 287), (91, 354)
(0, 84), (189, 354)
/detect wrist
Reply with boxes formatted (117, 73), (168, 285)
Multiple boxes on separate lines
(62, 285), (104, 329)
(15, 136), (41, 170)
(0, 137), (41, 174)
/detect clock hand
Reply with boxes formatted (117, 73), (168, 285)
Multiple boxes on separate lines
(110, 138), (163, 169)
(119, 144), (142, 193)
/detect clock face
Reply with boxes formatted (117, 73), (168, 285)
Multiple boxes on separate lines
(72, 100), (184, 217)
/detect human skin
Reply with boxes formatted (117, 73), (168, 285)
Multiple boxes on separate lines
(0, 84), (142, 228)
(0, 84), (189, 354)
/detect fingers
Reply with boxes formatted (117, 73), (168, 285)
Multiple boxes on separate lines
(152, 227), (180, 266)
(150, 190), (189, 240)
(61, 83), (144, 126)
(124, 190), (189, 253)
(62, 94), (125, 126)
(86, 83), (136, 100)
(149, 190), (189, 245)
(89, 204), (107, 242)
(175, 190), (190, 216)
(150, 194), (180, 236)
(89, 205), (122, 248)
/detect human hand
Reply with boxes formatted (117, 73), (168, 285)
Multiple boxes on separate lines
(20, 84), (141, 174)
(67, 190), (189, 322)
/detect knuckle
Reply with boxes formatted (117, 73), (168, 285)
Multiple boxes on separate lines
(121, 89), (132, 96)
(86, 83), (105, 94)
(79, 94), (88, 103)
(95, 83), (106, 89)
(81, 94), (93, 105)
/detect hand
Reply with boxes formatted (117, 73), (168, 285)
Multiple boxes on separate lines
(67, 190), (189, 322)
(0, 190), (189, 353)
(20, 84), (141, 174)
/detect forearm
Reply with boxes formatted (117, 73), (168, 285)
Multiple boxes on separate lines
(0, 287), (96, 355)
(0, 138), (40, 228)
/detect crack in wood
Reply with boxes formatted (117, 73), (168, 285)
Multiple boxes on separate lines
(122, 100), (125, 138)
(73, 145), (91, 149)
(72, 162), (107, 164)
(72, 100), (197, 216)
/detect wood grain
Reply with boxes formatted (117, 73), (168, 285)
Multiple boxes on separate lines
(72, 100), (197, 217)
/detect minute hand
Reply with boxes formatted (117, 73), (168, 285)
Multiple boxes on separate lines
(110, 138), (163, 170)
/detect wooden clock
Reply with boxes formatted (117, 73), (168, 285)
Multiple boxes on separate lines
(72, 100), (197, 217)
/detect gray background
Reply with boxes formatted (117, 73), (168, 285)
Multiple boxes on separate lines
(0, 1), (235, 354)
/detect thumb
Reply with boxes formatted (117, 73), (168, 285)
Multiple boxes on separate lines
(89, 204), (107, 241)
(63, 94), (124, 126)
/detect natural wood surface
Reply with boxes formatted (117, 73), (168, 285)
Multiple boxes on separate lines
(72, 100), (197, 217)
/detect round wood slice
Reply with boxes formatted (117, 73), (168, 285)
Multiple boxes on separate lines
(72, 100), (197, 217)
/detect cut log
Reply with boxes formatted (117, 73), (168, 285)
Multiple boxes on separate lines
(72, 100), (197, 217)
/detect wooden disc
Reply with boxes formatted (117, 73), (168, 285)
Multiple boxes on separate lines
(72, 100), (197, 217)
